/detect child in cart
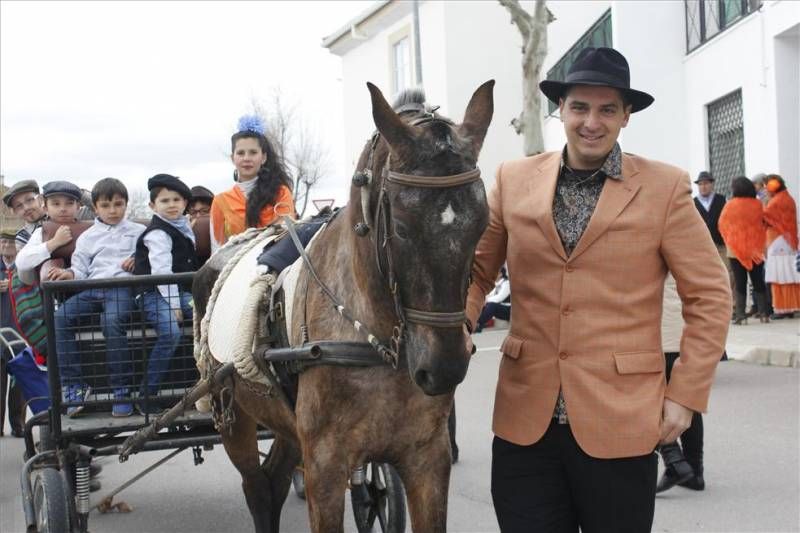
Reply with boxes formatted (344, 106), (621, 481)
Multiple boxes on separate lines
(46, 179), (146, 417)
(133, 174), (197, 415)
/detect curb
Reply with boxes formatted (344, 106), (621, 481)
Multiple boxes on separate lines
(737, 348), (800, 368)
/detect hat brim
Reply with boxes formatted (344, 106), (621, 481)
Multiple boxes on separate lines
(539, 80), (654, 113)
(694, 178), (715, 183)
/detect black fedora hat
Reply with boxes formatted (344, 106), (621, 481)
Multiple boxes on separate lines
(540, 47), (654, 113)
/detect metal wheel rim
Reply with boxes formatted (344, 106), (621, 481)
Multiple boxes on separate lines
(33, 475), (49, 531)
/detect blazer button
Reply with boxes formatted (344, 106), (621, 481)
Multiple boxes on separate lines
(559, 351), (568, 360)
(565, 265), (574, 273)
(562, 307), (571, 316)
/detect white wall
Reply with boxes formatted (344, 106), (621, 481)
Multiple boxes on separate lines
(684, 0), (800, 198)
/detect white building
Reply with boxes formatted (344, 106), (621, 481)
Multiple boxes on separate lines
(323, 0), (799, 197)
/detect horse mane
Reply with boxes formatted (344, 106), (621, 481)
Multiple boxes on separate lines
(392, 88), (426, 110)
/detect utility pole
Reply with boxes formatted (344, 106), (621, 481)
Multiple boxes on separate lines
(412, 0), (423, 87)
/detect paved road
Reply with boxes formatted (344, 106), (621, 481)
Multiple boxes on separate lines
(1, 328), (798, 532)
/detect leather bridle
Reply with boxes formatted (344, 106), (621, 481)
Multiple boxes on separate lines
(351, 105), (483, 355)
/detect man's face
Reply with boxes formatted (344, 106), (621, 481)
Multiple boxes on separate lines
(559, 85), (631, 169)
(187, 200), (211, 221)
(45, 195), (80, 224)
(0, 238), (16, 257)
(10, 192), (45, 223)
(697, 180), (714, 196)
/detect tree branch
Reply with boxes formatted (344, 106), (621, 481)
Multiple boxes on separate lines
(498, 0), (532, 42)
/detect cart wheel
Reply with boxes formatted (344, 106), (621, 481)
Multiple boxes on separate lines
(351, 462), (406, 533)
(292, 468), (306, 500)
(32, 468), (70, 533)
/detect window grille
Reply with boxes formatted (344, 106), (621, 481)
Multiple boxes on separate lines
(545, 10), (612, 116)
(707, 89), (745, 197)
(685, 0), (760, 53)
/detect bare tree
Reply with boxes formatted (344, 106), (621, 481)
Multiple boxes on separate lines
(251, 89), (330, 218)
(499, 0), (555, 156)
(126, 188), (152, 221)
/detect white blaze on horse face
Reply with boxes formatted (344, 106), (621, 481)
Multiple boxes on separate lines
(440, 203), (456, 225)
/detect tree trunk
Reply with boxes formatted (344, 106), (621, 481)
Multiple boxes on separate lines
(501, 0), (552, 156)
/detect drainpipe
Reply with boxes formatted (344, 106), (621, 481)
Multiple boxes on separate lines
(413, 0), (423, 87)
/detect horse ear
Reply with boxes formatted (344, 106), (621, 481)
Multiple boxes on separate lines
(367, 82), (414, 154)
(459, 80), (495, 156)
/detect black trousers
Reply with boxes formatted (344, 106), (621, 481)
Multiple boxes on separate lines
(664, 353), (704, 470)
(730, 258), (766, 296)
(492, 422), (657, 533)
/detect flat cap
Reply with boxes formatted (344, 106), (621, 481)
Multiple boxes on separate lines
(190, 185), (214, 202)
(42, 180), (83, 201)
(2, 179), (40, 207)
(694, 171), (714, 183)
(148, 174), (192, 201)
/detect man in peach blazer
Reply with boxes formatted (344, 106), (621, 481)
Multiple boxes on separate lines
(465, 48), (731, 533)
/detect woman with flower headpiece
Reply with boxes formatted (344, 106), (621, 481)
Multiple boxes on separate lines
(209, 115), (295, 252)
(763, 175), (800, 318)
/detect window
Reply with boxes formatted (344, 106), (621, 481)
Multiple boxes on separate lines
(545, 10), (612, 115)
(707, 89), (745, 197)
(392, 36), (412, 96)
(684, 0), (760, 53)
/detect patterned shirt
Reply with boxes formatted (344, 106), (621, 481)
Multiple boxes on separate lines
(551, 143), (623, 423)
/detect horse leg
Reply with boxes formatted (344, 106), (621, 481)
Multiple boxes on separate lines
(259, 435), (301, 532)
(397, 429), (452, 533)
(220, 402), (276, 533)
(302, 438), (349, 533)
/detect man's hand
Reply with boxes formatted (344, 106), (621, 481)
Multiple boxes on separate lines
(660, 398), (694, 445)
(174, 309), (184, 323)
(0, 279), (8, 293)
(121, 257), (135, 272)
(47, 226), (73, 251)
(464, 323), (474, 355)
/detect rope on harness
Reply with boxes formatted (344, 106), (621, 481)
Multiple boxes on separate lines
(194, 226), (279, 411)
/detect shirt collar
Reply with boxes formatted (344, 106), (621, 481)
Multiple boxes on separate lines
(560, 142), (623, 181)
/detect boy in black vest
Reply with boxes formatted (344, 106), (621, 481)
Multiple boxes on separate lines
(134, 174), (197, 415)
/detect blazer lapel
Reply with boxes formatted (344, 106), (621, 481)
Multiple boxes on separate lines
(569, 154), (642, 261)
(531, 153), (568, 262)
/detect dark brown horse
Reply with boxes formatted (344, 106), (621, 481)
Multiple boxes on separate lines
(193, 80), (494, 532)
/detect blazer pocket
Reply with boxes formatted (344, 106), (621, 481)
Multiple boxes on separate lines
(500, 334), (524, 360)
(613, 350), (664, 374)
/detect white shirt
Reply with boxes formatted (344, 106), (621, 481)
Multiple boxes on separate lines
(14, 227), (51, 285)
(69, 218), (145, 280)
(486, 278), (511, 305)
(143, 224), (191, 309)
(696, 193), (714, 212)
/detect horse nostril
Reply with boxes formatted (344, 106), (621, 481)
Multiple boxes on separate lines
(414, 369), (435, 390)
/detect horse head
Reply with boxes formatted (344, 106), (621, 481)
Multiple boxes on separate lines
(352, 80), (494, 395)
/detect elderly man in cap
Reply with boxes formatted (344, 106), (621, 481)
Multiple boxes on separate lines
(466, 47), (730, 532)
(694, 171), (735, 316)
(2, 180), (46, 252)
(0, 228), (26, 437)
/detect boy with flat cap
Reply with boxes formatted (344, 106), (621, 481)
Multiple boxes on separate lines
(52, 178), (145, 417)
(2, 180), (46, 252)
(466, 47), (730, 532)
(133, 174), (197, 415)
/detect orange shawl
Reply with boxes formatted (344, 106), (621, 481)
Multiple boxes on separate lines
(210, 184), (295, 245)
(718, 198), (766, 270)
(764, 190), (799, 250)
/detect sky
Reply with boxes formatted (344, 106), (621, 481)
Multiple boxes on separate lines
(0, 0), (371, 207)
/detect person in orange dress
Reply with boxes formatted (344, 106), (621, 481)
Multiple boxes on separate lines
(718, 177), (768, 324)
(210, 115), (295, 252)
(763, 174), (800, 318)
